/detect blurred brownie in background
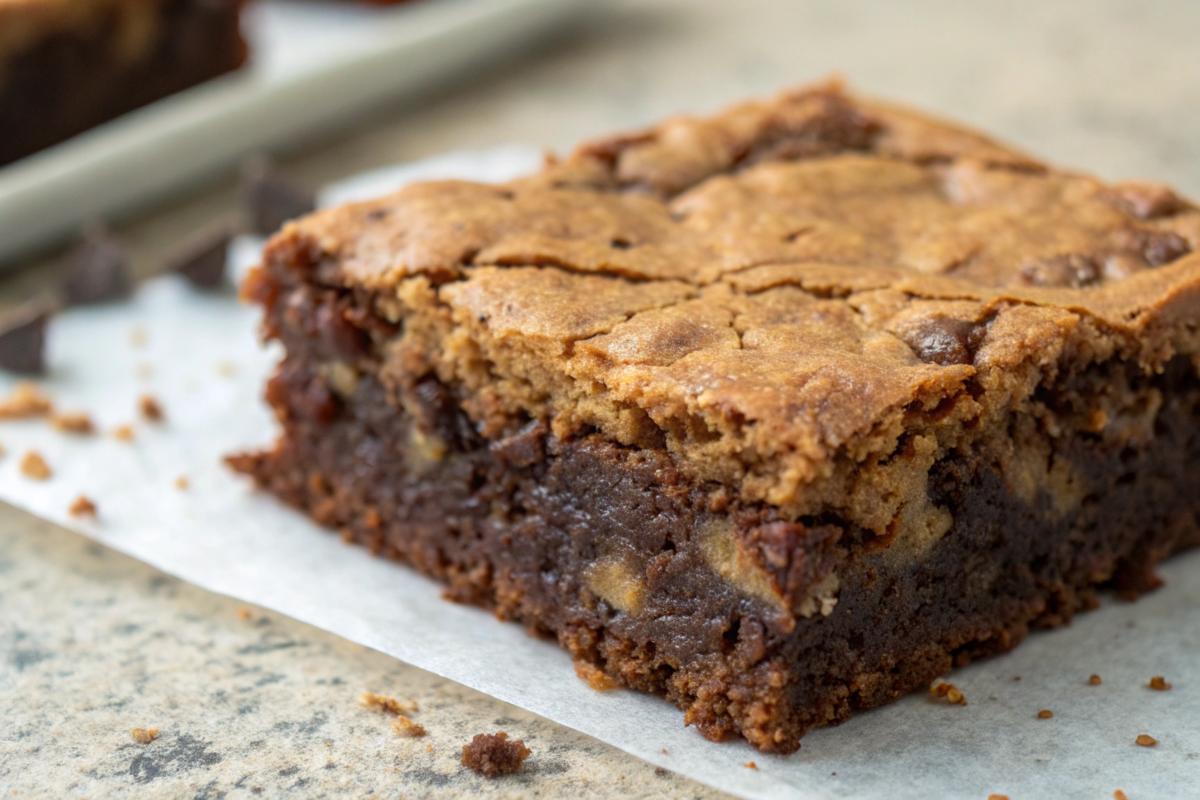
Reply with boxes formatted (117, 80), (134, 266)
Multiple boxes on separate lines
(0, 0), (248, 167)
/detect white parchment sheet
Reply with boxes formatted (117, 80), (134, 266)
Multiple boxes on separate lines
(1, 148), (1196, 800)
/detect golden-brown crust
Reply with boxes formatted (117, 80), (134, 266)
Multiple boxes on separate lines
(262, 82), (1200, 519)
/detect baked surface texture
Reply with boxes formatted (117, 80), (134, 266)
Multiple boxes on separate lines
(233, 83), (1200, 753)
(0, 0), (247, 166)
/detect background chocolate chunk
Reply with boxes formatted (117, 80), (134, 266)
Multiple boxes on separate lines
(62, 226), (132, 306)
(241, 157), (317, 235)
(168, 221), (236, 290)
(0, 301), (52, 374)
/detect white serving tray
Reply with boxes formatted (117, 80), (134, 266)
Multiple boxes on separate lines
(0, 0), (587, 265)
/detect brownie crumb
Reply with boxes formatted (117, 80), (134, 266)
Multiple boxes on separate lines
(241, 157), (316, 235)
(63, 225), (131, 306)
(50, 412), (95, 435)
(112, 425), (136, 442)
(69, 496), (97, 517)
(175, 476), (190, 490)
(930, 682), (966, 705)
(573, 659), (620, 691)
(1135, 734), (1158, 747)
(988, 795), (1010, 800)
(131, 728), (158, 745)
(139, 395), (165, 422)
(1089, 674), (1103, 686)
(168, 221), (235, 290)
(744, 761), (757, 769)
(236, 607), (253, 621)
(461, 732), (531, 777)
(0, 302), (52, 375)
(391, 716), (426, 738)
(1113, 791), (1128, 800)
(1149, 676), (1171, 691)
(1037, 710), (1053, 719)
(359, 692), (417, 716)
(129, 327), (147, 348)
(0, 382), (53, 419)
(20, 451), (51, 480)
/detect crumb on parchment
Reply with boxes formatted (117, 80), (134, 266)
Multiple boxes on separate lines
(131, 728), (158, 745)
(0, 382), (52, 419)
(20, 451), (51, 480)
(1113, 790), (1128, 800)
(1089, 674), (1103, 685)
(1037, 710), (1053, 719)
(987, 795), (1009, 800)
(175, 476), (190, 490)
(1135, 734), (1158, 747)
(50, 411), (95, 434)
(69, 496), (97, 517)
(1149, 676), (1171, 691)
(359, 692), (417, 716)
(139, 394), (164, 422)
(112, 425), (135, 442)
(929, 682), (966, 705)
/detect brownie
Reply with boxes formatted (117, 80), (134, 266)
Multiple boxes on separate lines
(231, 83), (1200, 753)
(0, 0), (248, 167)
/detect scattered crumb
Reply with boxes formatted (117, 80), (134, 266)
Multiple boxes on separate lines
(391, 716), (426, 738)
(136, 363), (153, 380)
(217, 361), (237, 378)
(131, 728), (158, 745)
(744, 762), (757, 769)
(129, 327), (147, 348)
(68, 496), (97, 517)
(930, 682), (966, 705)
(138, 395), (164, 422)
(1149, 676), (1171, 691)
(425, 744), (434, 754)
(1037, 710), (1054, 719)
(359, 692), (417, 716)
(574, 660), (620, 691)
(50, 412), (95, 435)
(112, 425), (135, 442)
(20, 451), (51, 480)
(661, 749), (667, 755)
(1089, 674), (1103, 686)
(461, 732), (531, 777)
(988, 795), (1010, 800)
(236, 607), (253, 621)
(1013, 676), (1021, 681)
(1114, 791), (1128, 800)
(654, 767), (668, 777)
(0, 382), (52, 419)
(1135, 734), (1158, 748)
(174, 476), (190, 490)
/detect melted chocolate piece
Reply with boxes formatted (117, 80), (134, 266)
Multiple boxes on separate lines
(0, 301), (52, 374)
(62, 226), (131, 306)
(169, 222), (235, 289)
(241, 158), (316, 235)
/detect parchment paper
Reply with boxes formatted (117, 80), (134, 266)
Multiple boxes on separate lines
(1, 147), (1196, 800)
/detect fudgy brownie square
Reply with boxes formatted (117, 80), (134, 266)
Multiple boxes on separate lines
(0, 0), (248, 167)
(232, 83), (1200, 753)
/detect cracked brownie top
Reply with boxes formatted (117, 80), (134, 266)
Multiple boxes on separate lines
(260, 82), (1200, 534)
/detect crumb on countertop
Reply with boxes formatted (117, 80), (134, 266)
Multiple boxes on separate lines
(573, 659), (620, 691)
(50, 411), (95, 435)
(1135, 734), (1158, 747)
(139, 395), (164, 422)
(68, 496), (97, 517)
(131, 728), (158, 745)
(1149, 676), (1171, 691)
(1037, 710), (1054, 719)
(112, 425), (135, 442)
(20, 451), (51, 480)
(391, 717), (426, 738)
(1089, 674), (1103, 685)
(461, 732), (531, 777)
(930, 682), (966, 705)
(0, 382), (52, 419)
(359, 692), (417, 716)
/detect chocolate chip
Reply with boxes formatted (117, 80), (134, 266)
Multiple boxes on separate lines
(489, 420), (548, 467)
(1018, 254), (1100, 288)
(1113, 227), (1192, 267)
(62, 225), (131, 306)
(1107, 181), (1187, 220)
(904, 316), (987, 366)
(241, 157), (316, 235)
(0, 301), (51, 374)
(168, 221), (235, 289)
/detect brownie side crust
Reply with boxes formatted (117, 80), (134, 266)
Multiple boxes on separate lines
(232, 84), (1200, 752)
(0, 0), (247, 166)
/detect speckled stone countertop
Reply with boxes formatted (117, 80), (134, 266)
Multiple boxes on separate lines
(3, 0), (1200, 797)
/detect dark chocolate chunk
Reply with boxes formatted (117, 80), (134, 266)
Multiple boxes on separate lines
(903, 316), (989, 366)
(1106, 181), (1187, 220)
(0, 301), (52, 374)
(241, 157), (316, 235)
(1018, 253), (1100, 288)
(168, 221), (235, 289)
(62, 225), (131, 306)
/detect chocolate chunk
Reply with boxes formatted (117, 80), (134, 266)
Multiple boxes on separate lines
(62, 225), (131, 305)
(241, 157), (316, 235)
(1113, 227), (1192, 268)
(168, 222), (236, 289)
(0, 301), (51, 374)
(1107, 181), (1187, 220)
(903, 316), (988, 366)
(1018, 254), (1100, 288)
